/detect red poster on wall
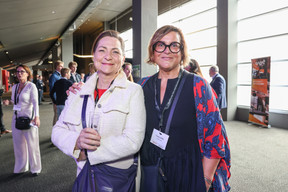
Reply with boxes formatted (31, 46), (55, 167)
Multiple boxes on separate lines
(2, 70), (10, 92)
(249, 57), (270, 127)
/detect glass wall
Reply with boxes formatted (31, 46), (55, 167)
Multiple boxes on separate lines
(158, 0), (217, 81)
(237, 0), (288, 111)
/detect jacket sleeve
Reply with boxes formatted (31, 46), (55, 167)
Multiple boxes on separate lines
(30, 83), (39, 117)
(193, 75), (231, 192)
(49, 83), (57, 104)
(51, 93), (81, 160)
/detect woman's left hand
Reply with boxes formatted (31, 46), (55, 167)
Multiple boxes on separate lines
(33, 116), (40, 127)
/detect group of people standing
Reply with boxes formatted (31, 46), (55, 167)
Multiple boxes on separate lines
(53, 25), (230, 192)
(2, 24), (230, 191)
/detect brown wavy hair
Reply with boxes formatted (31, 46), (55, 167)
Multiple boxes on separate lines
(16, 64), (32, 81)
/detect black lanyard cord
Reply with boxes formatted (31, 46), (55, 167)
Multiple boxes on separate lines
(154, 69), (184, 130)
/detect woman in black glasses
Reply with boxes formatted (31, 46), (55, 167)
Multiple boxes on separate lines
(4, 64), (41, 176)
(139, 25), (231, 192)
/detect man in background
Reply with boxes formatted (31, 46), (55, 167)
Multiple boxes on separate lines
(36, 75), (44, 105)
(0, 82), (11, 137)
(68, 61), (81, 83)
(49, 68), (72, 119)
(209, 65), (227, 110)
(49, 60), (64, 126)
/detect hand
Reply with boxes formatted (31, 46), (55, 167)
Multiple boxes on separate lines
(3, 99), (10, 106)
(76, 128), (101, 151)
(33, 116), (40, 127)
(66, 82), (84, 96)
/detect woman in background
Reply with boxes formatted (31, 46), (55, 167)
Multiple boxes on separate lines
(4, 64), (41, 176)
(123, 62), (134, 82)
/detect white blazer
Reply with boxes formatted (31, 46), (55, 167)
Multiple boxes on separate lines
(52, 71), (146, 175)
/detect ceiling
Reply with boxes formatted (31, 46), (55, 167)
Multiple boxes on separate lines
(0, 0), (132, 70)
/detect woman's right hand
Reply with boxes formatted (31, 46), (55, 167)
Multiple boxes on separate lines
(76, 128), (101, 151)
(3, 99), (10, 106)
(66, 82), (84, 96)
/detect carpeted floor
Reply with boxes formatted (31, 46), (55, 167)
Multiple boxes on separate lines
(0, 101), (287, 192)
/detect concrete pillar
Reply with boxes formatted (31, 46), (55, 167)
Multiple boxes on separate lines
(51, 46), (59, 71)
(62, 34), (74, 68)
(217, 0), (238, 121)
(132, 0), (158, 81)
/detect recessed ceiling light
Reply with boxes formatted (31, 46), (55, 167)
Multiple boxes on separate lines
(52, 11), (56, 14)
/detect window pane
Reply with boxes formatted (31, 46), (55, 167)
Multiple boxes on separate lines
(175, 9), (217, 34)
(237, 64), (252, 85)
(238, 0), (288, 19)
(269, 87), (288, 111)
(237, 85), (251, 106)
(238, 9), (288, 41)
(238, 35), (288, 63)
(158, 0), (216, 26)
(120, 29), (133, 58)
(201, 66), (213, 82)
(270, 61), (288, 86)
(186, 27), (217, 50)
(189, 46), (217, 66)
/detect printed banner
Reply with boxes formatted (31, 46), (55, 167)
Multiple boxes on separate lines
(249, 57), (271, 127)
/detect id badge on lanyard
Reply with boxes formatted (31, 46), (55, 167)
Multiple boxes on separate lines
(150, 129), (169, 150)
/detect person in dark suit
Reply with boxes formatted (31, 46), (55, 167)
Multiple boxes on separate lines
(68, 61), (81, 83)
(36, 75), (44, 105)
(209, 65), (227, 110)
(49, 68), (73, 119)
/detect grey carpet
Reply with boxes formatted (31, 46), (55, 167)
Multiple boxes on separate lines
(0, 102), (287, 192)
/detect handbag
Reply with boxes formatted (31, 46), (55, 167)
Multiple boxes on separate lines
(15, 116), (32, 130)
(140, 70), (188, 192)
(72, 95), (138, 192)
(14, 83), (33, 130)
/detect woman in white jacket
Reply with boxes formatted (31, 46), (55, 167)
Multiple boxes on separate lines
(52, 30), (146, 191)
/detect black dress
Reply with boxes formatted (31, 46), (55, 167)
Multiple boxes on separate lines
(140, 73), (206, 192)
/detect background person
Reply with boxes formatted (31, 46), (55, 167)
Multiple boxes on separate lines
(139, 25), (230, 192)
(184, 58), (203, 77)
(49, 60), (64, 125)
(0, 85), (12, 137)
(68, 61), (81, 83)
(123, 62), (134, 82)
(209, 65), (227, 110)
(52, 30), (146, 191)
(4, 64), (41, 176)
(36, 75), (44, 105)
(49, 68), (73, 119)
(84, 62), (97, 82)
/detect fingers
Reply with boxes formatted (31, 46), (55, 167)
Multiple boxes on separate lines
(77, 128), (101, 151)
(67, 82), (84, 96)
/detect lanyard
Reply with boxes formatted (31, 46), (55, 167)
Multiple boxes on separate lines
(154, 69), (183, 131)
(15, 82), (27, 105)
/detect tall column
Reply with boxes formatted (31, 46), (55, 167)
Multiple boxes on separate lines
(132, 0), (158, 81)
(217, 0), (238, 120)
(51, 46), (59, 71)
(62, 34), (74, 68)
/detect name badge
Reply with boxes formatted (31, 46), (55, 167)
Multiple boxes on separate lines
(13, 105), (21, 111)
(150, 128), (169, 150)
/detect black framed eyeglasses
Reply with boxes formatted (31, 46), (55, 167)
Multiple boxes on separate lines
(16, 70), (26, 74)
(153, 41), (183, 54)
